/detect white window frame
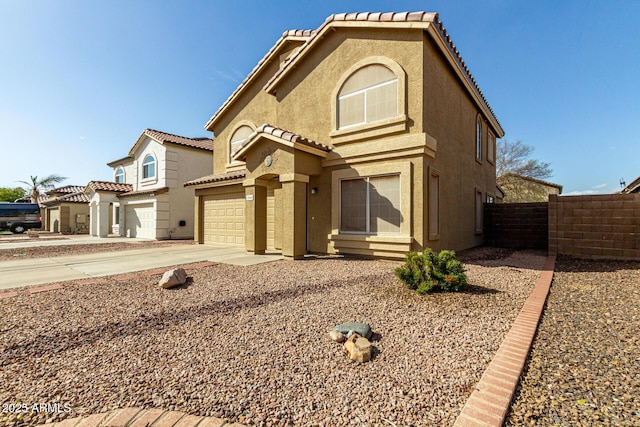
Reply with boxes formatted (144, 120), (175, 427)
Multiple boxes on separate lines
(142, 155), (156, 180)
(339, 173), (401, 235)
(338, 78), (398, 130)
(114, 167), (125, 183)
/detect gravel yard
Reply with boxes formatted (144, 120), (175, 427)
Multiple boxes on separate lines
(507, 257), (640, 427)
(1, 249), (546, 426)
(0, 240), (192, 261)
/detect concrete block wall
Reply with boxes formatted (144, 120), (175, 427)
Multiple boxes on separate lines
(484, 203), (548, 249)
(549, 193), (640, 260)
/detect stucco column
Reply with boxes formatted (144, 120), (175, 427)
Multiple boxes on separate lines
(280, 173), (309, 260)
(89, 202), (98, 236)
(243, 179), (269, 255)
(97, 201), (110, 238)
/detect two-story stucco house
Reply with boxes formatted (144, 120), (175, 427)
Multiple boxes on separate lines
(86, 129), (213, 239)
(186, 12), (505, 259)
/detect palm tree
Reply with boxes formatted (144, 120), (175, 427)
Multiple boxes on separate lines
(18, 174), (67, 203)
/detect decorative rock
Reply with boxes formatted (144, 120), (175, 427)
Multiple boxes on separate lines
(329, 330), (346, 343)
(159, 268), (187, 289)
(344, 333), (372, 363)
(333, 322), (372, 339)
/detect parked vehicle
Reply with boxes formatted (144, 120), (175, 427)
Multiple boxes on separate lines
(0, 203), (42, 234)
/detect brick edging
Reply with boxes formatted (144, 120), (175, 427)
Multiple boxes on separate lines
(453, 255), (556, 427)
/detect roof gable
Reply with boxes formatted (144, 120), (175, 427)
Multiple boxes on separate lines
(126, 129), (214, 159)
(232, 124), (331, 161)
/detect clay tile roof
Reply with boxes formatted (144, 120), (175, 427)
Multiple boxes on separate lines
(253, 124), (332, 152)
(55, 192), (91, 203)
(184, 170), (246, 187)
(86, 181), (134, 193)
(283, 29), (315, 38)
(50, 185), (86, 194)
(118, 187), (169, 198)
(144, 129), (213, 151)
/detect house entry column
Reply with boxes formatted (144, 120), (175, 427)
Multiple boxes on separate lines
(97, 201), (110, 238)
(243, 178), (269, 255)
(279, 173), (309, 260)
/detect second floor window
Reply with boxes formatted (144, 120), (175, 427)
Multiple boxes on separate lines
(229, 126), (254, 162)
(476, 116), (483, 161)
(114, 167), (124, 183)
(337, 64), (398, 129)
(142, 155), (156, 179)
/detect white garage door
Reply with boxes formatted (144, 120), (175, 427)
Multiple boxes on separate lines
(203, 192), (245, 245)
(125, 203), (155, 239)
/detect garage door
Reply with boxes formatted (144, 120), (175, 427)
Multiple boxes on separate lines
(124, 203), (155, 238)
(49, 208), (60, 233)
(203, 192), (245, 245)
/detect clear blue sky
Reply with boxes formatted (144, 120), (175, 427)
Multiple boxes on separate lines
(1, 0), (638, 195)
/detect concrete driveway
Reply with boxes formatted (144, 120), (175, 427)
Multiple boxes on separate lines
(0, 243), (283, 290)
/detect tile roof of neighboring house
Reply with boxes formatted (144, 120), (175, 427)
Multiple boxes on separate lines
(49, 185), (86, 194)
(233, 124), (332, 159)
(204, 30), (315, 130)
(184, 170), (247, 187)
(620, 175), (640, 194)
(86, 181), (134, 193)
(206, 11), (503, 135)
(498, 173), (563, 192)
(118, 187), (169, 198)
(42, 191), (90, 205)
(142, 129), (214, 151)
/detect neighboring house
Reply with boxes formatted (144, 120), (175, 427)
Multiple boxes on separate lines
(86, 129), (213, 239)
(40, 185), (90, 234)
(619, 175), (640, 194)
(186, 11), (505, 259)
(497, 173), (563, 203)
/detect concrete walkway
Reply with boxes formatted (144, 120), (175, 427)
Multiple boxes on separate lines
(0, 244), (282, 290)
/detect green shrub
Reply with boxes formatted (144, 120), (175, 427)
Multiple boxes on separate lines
(395, 248), (468, 294)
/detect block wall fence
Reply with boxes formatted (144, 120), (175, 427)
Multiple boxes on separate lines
(548, 193), (640, 260)
(483, 203), (548, 249)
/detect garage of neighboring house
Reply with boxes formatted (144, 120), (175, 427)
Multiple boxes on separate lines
(48, 208), (60, 233)
(124, 203), (155, 239)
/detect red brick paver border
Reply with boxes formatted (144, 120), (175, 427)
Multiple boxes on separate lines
(28, 283), (64, 294)
(454, 255), (556, 427)
(0, 291), (18, 299)
(39, 408), (239, 427)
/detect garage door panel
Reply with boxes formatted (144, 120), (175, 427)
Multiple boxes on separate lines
(203, 192), (244, 246)
(125, 203), (155, 239)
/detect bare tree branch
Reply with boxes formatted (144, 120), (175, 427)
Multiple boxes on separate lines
(496, 139), (553, 179)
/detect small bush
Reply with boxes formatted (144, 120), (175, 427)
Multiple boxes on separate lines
(395, 248), (468, 294)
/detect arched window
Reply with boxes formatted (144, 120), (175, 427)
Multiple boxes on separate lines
(142, 155), (156, 179)
(476, 116), (483, 161)
(229, 125), (254, 162)
(337, 64), (398, 129)
(114, 167), (125, 183)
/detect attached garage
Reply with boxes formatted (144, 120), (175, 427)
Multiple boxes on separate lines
(124, 203), (155, 238)
(203, 192), (245, 245)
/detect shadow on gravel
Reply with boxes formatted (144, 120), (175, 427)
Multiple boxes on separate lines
(463, 284), (502, 295)
(554, 256), (640, 273)
(0, 272), (389, 363)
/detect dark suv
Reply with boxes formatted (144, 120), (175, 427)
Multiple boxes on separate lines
(0, 203), (42, 234)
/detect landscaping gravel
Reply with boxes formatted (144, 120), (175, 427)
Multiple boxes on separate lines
(0, 240), (191, 261)
(0, 249), (546, 427)
(506, 257), (640, 427)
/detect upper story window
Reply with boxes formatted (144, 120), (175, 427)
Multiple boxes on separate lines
(142, 154), (156, 179)
(476, 115), (483, 161)
(337, 64), (398, 129)
(487, 131), (496, 165)
(114, 167), (124, 183)
(229, 125), (254, 162)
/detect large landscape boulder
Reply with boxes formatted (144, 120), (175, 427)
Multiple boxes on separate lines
(344, 333), (372, 363)
(159, 268), (187, 289)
